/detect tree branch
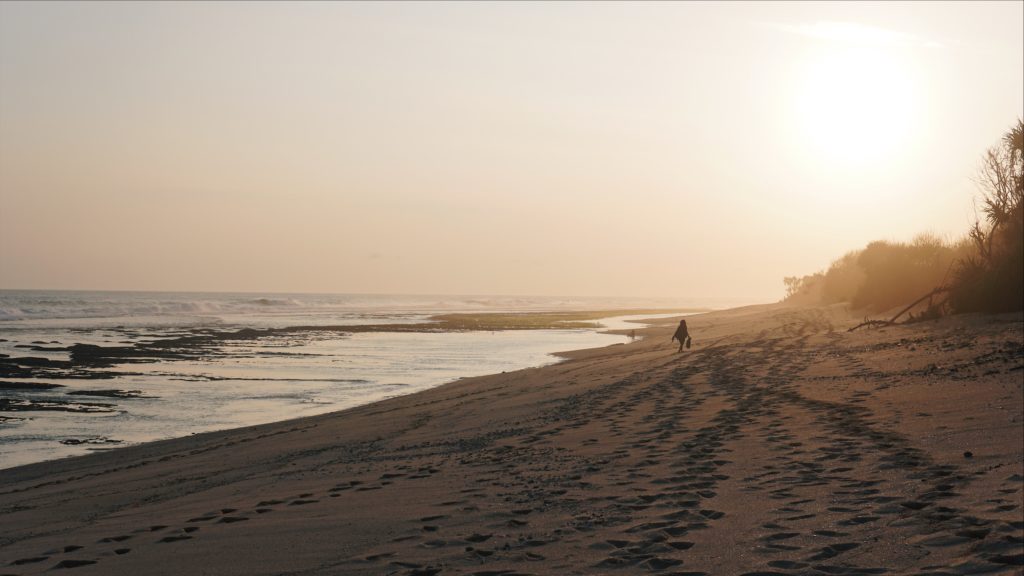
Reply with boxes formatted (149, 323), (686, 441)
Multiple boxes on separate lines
(847, 286), (951, 332)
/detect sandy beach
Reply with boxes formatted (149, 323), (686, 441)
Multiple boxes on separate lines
(0, 304), (1021, 575)
(2, 2), (1021, 574)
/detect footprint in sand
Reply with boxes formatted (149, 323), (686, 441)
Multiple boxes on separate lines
(218, 516), (249, 524)
(767, 560), (808, 569)
(187, 515), (218, 523)
(52, 559), (97, 569)
(10, 556), (49, 566)
(158, 527), (198, 543)
(806, 542), (860, 561)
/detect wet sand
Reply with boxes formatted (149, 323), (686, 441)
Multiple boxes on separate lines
(1, 303), (1021, 575)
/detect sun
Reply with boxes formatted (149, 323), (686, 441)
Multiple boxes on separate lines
(795, 44), (917, 167)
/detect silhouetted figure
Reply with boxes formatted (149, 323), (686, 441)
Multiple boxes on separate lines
(671, 319), (692, 352)
(629, 329), (636, 341)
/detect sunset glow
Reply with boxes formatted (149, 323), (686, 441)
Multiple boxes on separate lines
(0, 4), (1021, 575)
(0, 2), (1021, 299)
(796, 45), (918, 166)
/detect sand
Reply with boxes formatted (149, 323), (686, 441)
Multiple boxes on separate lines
(0, 303), (1021, 575)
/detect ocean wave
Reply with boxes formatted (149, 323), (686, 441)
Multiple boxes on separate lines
(248, 298), (303, 307)
(0, 306), (26, 321)
(0, 290), (717, 327)
(0, 293), (318, 322)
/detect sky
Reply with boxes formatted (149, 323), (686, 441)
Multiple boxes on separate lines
(1, 1), (1022, 301)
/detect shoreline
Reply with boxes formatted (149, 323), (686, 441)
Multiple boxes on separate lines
(0, 309), (702, 469)
(0, 311), (693, 478)
(0, 303), (1021, 575)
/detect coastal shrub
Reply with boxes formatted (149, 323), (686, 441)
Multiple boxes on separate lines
(783, 252), (861, 306)
(949, 119), (1024, 313)
(850, 235), (962, 312)
(783, 272), (823, 303)
(784, 235), (962, 313)
(785, 119), (1023, 316)
(820, 250), (865, 305)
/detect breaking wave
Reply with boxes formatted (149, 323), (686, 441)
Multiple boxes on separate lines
(0, 290), (713, 328)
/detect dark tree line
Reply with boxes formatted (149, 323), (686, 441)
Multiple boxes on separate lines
(949, 119), (1024, 313)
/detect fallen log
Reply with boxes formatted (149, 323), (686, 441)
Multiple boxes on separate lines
(847, 286), (951, 332)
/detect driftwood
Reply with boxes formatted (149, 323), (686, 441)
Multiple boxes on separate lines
(847, 286), (951, 332)
(848, 319), (890, 331)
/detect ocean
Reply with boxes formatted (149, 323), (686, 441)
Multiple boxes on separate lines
(0, 290), (717, 469)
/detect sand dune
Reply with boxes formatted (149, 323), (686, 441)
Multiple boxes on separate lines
(1, 304), (1021, 575)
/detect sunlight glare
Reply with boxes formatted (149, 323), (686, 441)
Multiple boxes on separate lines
(796, 45), (917, 167)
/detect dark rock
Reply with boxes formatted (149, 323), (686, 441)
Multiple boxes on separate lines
(0, 381), (64, 390)
(66, 389), (144, 399)
(0, 398), (116, 413)
(60, 437), (121, 446)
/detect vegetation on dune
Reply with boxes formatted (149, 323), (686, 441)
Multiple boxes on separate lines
(785, 119), (1023, 319)
(784, 234), (972, 314)
(949, 120), (1024, 313)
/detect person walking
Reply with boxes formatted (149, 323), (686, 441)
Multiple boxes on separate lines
(671, 319), (692, 352)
